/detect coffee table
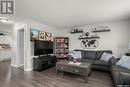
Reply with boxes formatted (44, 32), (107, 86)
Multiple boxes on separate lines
(56, 61), (91, 82)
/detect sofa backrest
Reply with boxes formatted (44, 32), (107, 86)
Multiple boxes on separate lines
(74, 49), (97, 59)
(84, 51), (97, 59)
(74, 49), (112, 60)
(96, 50), (113, 60)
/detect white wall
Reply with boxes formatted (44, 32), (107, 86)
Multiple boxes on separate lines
(0, 24), (13, 37)
(26, 19), (59, 71)
(11, 18), (130, 71)
(58, 20), (130, 58)
(11, 18), (59, 71)
(11, 23), (25, 67)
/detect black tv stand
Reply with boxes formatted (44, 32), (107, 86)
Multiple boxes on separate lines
(33, 55), (56, 71)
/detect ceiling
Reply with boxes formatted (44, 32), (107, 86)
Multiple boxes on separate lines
(15, 0), (130, 29)
(0, 23), (13, 33)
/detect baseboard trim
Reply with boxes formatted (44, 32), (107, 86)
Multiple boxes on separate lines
(11, 64), (33, 71)
(25, 68), (33, 71)
(11, 64), (17, 68)
(18, 64), (24, 67)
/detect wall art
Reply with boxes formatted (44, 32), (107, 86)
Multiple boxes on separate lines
(39, 31), (46, 40)
(45, 32), (52, 41)
(30, 29), (39, 41)
(92, 25), (110, 32)
(81, 39), (99, 49)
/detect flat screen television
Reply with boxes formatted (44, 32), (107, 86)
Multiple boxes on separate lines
(34, 40), (53, 56)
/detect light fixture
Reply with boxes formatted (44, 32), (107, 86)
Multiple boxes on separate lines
(0, 17), (11, 23)
(0, 19), (9, 23)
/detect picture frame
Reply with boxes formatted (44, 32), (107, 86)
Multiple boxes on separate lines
(30, 29), (39, 41)
(45, 32), (52, 41)
(39, 31), (46, 40)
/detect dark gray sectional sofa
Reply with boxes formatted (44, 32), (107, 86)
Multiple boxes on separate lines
(110, 59), (130, 86)
(71, 50), (130, 87)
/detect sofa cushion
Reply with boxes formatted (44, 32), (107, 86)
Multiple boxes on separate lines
(76, 59), (82, 62)
(84, 51), (96, 59)
(72, 51), (82, 59)
(82, 59), (94, 64)
(94, 60), (110, 67)
(111, 65), (130, 85)
(109, 57), (118, 65)
(96, 50), (112, 60)
(100, 52), (113, 62)
(116, 55), (130, 70)
(113, 65), (130, 73)
(74, 49), (85, 58)
(111, 66), (121, 85)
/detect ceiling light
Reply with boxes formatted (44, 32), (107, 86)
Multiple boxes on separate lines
(0, 19), (8, 23)
(0, 17), (11, 23)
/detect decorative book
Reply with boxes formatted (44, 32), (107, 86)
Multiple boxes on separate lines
(68, 61), (81, 65)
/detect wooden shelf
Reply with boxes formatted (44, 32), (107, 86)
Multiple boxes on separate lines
(70, 31), (83, 34)
(54, 37), (69, 59)
(93, 29), (110, 33)
(78, 36), (100, 39)
(55, 47), (69, 49)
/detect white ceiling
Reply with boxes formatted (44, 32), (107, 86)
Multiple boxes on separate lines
(15, 0), (130, 29)
(0, 23), (13, 33)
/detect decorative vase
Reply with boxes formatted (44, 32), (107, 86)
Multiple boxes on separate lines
(73, 58), (77, 63)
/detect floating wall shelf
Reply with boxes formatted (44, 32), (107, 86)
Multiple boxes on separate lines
(78, 36), (100, 39)
(70, 31), (83, 34)
(92, 29), (110, 33)
(70, 29), (83, 34)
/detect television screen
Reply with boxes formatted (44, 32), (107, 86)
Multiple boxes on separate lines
(34, 40), (53, 56)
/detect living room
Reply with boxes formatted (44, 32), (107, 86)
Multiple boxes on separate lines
(0, 0), (130, 87)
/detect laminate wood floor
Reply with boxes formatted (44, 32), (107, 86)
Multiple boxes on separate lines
(0, 61), (113, 87)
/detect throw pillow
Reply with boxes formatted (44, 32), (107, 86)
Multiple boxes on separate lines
(100, 52), (113, 62)
(72, 51), (82, 59)
(116, 55), (130, 70)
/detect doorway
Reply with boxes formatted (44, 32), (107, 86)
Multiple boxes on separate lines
(0, 23), (13, 64)
(17, 29), (25, 69)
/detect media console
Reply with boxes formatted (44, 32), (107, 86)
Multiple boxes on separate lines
(33, 55), (56, 71)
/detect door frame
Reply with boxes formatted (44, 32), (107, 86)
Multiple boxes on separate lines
(17, 25), (27, 71)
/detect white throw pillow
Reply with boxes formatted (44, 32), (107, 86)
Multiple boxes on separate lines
(116, 55), (130, 70)
(72, 51), (81, 59)
(100, 52), (113, 62)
